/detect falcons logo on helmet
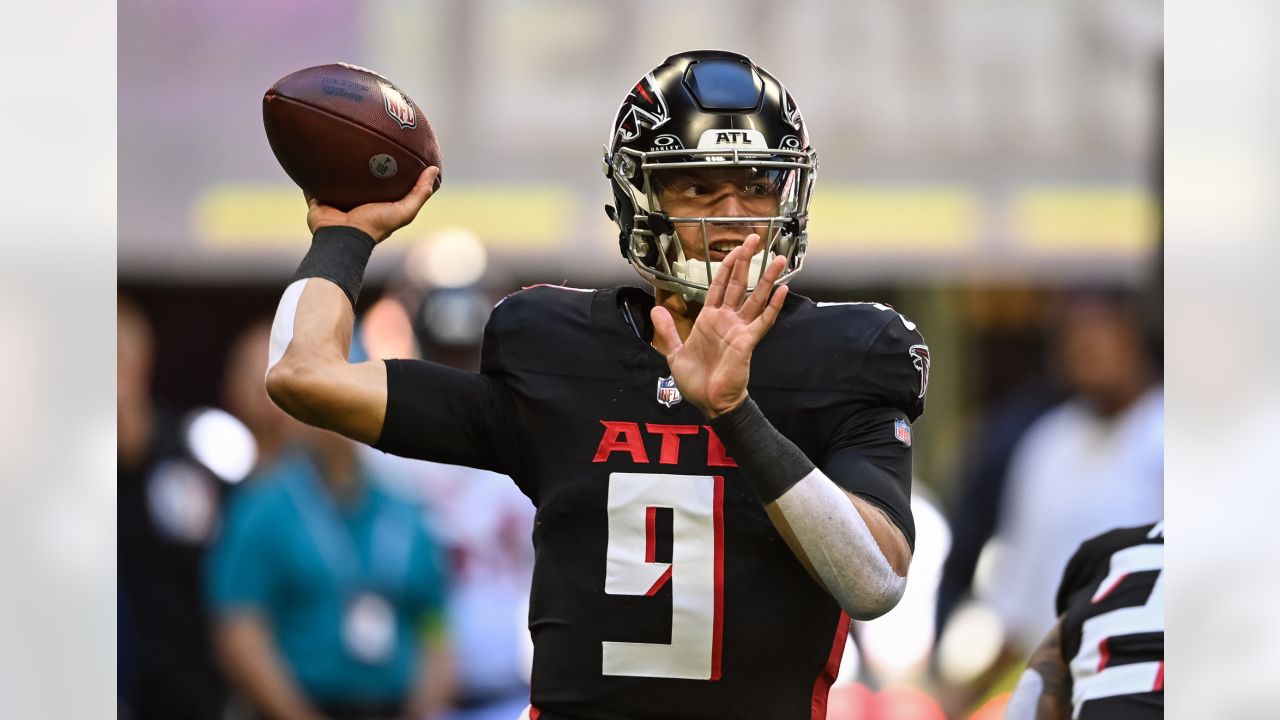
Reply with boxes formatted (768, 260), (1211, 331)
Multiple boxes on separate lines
(615, 73), (670, 143)
(780, 87), (803, 131)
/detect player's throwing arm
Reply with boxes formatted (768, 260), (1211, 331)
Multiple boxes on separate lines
(264, 167), (439, 444)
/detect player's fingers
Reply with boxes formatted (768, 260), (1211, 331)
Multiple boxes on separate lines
(741, 253), (786, 321)
(751, 284), (789, 337)
(704, 244), (737, 309)
(650, 305), (684, 359)
(393, 167), (439, 217)
(723, 234), (759, 310)
(304, 195), (325, 233)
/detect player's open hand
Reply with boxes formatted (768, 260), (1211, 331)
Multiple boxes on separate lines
(651, 234), (789, 419)
(306, 166), (439, 244)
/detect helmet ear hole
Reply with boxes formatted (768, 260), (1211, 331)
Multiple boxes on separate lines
(628, 234), (658, 266)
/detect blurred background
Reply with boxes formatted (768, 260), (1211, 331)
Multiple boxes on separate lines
(117, 1), (1165, 719)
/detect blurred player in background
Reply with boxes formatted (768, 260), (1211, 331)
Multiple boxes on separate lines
(118, 295), (228, 720)
(264, 50), (927, 718)
(208, 322), (454, 720)
(1005, 522), (1164, 719)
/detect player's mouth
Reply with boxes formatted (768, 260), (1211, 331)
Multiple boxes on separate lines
(706, 239), (743, 261)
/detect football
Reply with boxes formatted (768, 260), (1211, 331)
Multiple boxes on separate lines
(263, 63), (442, 211)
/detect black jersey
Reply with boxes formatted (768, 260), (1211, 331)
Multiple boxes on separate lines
(376, 285), (927, 720)
(1056, 522), (1164, 720)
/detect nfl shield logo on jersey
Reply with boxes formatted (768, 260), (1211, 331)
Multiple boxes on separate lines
(656, 375), (682, 408)
(894, 418), (912, 446)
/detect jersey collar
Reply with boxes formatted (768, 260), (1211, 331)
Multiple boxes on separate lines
(590, 285), (805, 371)
(591, 286), (669, 370)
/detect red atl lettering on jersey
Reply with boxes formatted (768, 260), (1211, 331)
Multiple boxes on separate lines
(704, 425), (737, 468)
(645, 424), (700, 464)
(592, 421), (649, 463)
(592, 421), (737, 467)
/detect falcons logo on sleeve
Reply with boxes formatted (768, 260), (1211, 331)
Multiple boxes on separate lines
(909, 345), (930, 399)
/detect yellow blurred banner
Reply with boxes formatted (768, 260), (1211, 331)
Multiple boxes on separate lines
(1012, 187), (1158, 253)
(194, 184), (577, 249)
(194, 183), (1157, 256)
(808, 186), (980, 252)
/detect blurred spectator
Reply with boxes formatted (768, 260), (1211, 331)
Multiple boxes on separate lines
(222, 322), (292, 471)
(935, 290), (1162, 716)
(118, 295), (228, 719)
(365, 455), (535, 720)
(988, 291), (1163, 655)
(932, 374), (1066, 642)
(357, 289), (537, 720)
(207, 322), (454, 720)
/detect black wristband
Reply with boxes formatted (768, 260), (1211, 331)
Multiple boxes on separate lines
(708, 397), (816, 504)
(292, 226), (376, 306)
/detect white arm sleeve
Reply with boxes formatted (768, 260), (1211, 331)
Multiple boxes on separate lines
(267, 279), (308, 372)
(1005, 667), (1046, 720)
(771, 468), (907, 620)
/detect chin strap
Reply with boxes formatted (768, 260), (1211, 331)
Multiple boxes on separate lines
(670, 253), (766, 304)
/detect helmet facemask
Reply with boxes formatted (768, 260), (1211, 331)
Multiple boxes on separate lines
(609, 145), (815, 304)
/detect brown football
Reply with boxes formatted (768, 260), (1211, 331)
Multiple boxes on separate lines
(263, 63), (442, 211)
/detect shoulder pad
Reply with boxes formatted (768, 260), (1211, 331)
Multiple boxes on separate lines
(481, 285), (605, 377)
(1055, 522), (1164, 613)
(754, 297), (926, 419)
(811, 300), (928, 420)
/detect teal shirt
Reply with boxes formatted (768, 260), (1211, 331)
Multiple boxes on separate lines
(206, 450), (447, 704)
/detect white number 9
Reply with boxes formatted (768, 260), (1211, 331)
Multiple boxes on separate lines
(602, 472), (725, 680)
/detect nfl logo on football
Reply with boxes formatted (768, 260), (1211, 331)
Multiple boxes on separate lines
(379, 82), (416, 129)
(656, 376), (682, 408)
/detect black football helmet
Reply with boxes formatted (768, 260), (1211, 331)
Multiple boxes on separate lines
(604, 50), (817, 302)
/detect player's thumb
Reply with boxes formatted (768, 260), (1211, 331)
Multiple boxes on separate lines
(650, 306), (682, 358)
(396, 167), (439, 216)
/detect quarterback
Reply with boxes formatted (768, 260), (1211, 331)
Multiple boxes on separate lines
(266, 51), (928, 719)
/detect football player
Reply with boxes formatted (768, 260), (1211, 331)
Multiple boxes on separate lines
(265, 50), (928, 719)
(1005, 522), (1164, 719)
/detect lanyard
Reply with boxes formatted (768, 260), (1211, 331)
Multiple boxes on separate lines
(285, 459), (413, 594)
